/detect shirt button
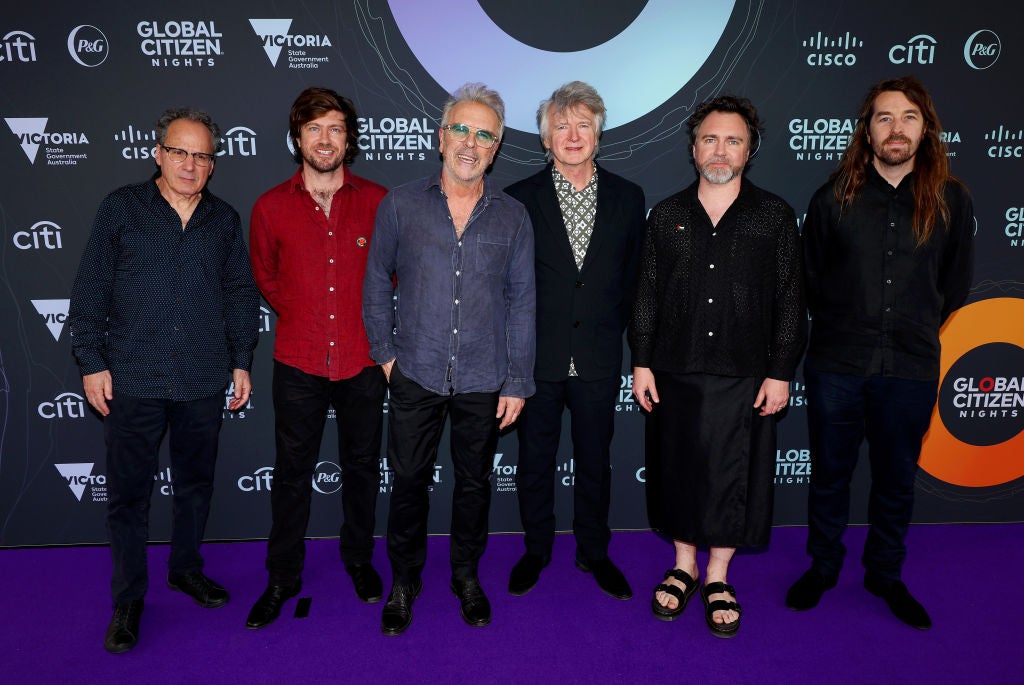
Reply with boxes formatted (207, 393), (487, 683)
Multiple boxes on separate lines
(886, 279), (892, 284)
(885, 306), (892, 312)
(708, 331), (714, 336)
(708, 298), (714, 304)
(709, 264), (715, 269)
(712, 232), (717, 237)
(328, 231), (333, 236)
(458, 241), (462, 247)
(456, 270), (461, 276)
(887, 250), (894, 256)
(315, 207), (320, 211)
(329, 287), (335, 292)
(329, 258), (334, 264)
(454, 299), (460, 305)
(329, 314), (335, 319)
(330, 341), (335, 346)
(453, 329), (458, 334)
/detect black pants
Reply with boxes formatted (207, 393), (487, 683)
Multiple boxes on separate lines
(385, 364), (499, 584)
(265, 362), (386, 582)
(804, 358), (938, 582)
(104, 393), (223, 603)
(516, 376), (618, 561)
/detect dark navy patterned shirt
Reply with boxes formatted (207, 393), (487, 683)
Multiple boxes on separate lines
(69, 179), (260, 401)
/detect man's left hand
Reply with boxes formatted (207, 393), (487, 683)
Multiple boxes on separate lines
(754, 378), (790, 416)
(496, 396), (525, 430)
(228, 369), (252, 410)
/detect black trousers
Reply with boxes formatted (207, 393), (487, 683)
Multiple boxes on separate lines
(104, 393), (223, 603)
(385, 364), (499, 584)
(804, 357), (938, 582)
(515, 376), (618, 561)
(265, 362), (386, 583)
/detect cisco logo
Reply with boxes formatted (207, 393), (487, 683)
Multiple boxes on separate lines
(803, 31), (863, 67)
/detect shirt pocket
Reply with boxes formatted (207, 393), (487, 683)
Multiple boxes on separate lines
(474, 235), (510, 276)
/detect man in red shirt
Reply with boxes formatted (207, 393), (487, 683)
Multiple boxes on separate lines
(246, 87), (388, 629)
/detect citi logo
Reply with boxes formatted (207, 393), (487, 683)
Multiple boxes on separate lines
(68, 25), (108, 67)
(5, 117), (90, 164)
(13, 220), (62, 250)
(38, 392), (86, 419)
(55, 463), (105, 501)
(1, 30), (37, 63)
(249, 19), (332, 66)
(889, 34), (936, 65)
(220, 126), (257, 157)
(31, 298), (70, 340)
(964, 29), (1001, 70)
(239, 466), (274, 492)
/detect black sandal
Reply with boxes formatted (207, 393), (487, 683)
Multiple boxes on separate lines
(651, 569), (698, 621)
(701, 581), (742, 638)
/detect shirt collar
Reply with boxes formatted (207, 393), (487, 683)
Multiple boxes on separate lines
(288, 167), (363, 194)
(424, 170), (504, 202)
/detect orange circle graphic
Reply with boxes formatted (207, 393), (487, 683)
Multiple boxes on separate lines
(921, 297), (1024, 487)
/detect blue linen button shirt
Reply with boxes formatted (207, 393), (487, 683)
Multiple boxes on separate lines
(362, 173), (536, 398)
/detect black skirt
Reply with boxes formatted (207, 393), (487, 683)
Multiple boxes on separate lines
(645, 371), (776, 548)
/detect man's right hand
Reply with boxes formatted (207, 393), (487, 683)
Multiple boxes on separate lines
(83, 370), (113, 416)
(382, 359), (395, 382)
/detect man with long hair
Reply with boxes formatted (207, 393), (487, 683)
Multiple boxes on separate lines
(786, 76), (974, 629)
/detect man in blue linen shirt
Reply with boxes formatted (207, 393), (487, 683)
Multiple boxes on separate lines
(363, 83), (535, 636)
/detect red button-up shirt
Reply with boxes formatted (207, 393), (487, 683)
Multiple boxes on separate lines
(250, 169), (387, 380)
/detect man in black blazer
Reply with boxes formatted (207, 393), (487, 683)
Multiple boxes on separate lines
(504, 82), (645, 599)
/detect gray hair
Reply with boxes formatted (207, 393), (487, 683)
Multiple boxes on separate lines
(155, 107), (221, 153)
(440, 83), (506, 140)
(537, 81), (606, 160)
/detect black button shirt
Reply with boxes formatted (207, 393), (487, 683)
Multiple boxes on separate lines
(802, 165), (974, 381)
(69, 180), (260, 400)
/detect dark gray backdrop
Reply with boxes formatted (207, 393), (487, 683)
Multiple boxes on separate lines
(2, 0), (1022, 547)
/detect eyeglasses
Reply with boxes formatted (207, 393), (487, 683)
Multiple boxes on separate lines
(442, 123), (498, 149)
(159, 144), (216, 167)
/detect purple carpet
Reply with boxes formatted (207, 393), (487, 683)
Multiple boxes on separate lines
(2, 525), (1019, 684)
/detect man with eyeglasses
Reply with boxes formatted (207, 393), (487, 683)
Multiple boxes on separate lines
(363, 83), (535, 635)
(246, 87), (390, 630)
(503, 81), (645, 601)
(69, 107), (259, 653)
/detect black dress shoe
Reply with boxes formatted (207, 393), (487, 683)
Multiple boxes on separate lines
(245, 580), (302, 630)
(167, 571), (230, 608)
(451, 577), (491, 626)
(381, 581), (422, 636)
(786, 568), (838, 610)
(104, 599), (143, 654)
(346, 563), (383, 603)
(864, 574), (932, 630)
(508, 553), (550, 596)
(576, 557), (633, 600)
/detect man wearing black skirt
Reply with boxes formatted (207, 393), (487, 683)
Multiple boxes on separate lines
(630, 95), (806, 637)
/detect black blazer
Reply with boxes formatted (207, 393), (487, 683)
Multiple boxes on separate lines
(505, 164), (645, 382)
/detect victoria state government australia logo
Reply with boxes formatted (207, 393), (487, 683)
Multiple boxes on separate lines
(922, 298), (1024, 488)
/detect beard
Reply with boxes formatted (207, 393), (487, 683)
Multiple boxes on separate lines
(699, 158), (742, 184)
(303, 147), (344, 173)
(873, 134), (918, 167)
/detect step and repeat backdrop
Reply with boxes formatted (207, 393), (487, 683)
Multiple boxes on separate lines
(2, 0), (1022, 546)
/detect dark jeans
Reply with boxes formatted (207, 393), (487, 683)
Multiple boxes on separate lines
(516, 376), (618, 561)
(385, 364), (499, 584)
(265, 362), (386, 582)
(804, 357), (938, 582)
(104, 393), (224, 603)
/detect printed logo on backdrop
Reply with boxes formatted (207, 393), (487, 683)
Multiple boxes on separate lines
(963, 29), (1000, 70)
(220, 126), (257, 157)
(154, 466), (174, 495)
(238, 466), (274, 493)
(1005, 207), (1024, 247)
(67, 25), (108, 67)
(1, 30), (37, 63)
(788, 380), (807, 409)
(775, 448), (812, 486)
(137, 20), (222, 68)
(358, 117), (434, 162)
(31, 299), (69, 340)
(557, 458), (575, 487)
(889, 34), (936, 65)
(55, 463), (107, 502)
(788, 117), (856, 162)
(616, 374), (641, 413)
(312, 461), (342, 495)
(258, 306), (273, 334)
(492, 453), (516, 493)
(941, 129), (962, 158)
(249, 19), (332, 70)
(922, 298), (1024, 487)
(38, 392), (86, 419)
(984, 125), (1023, 159)
(13, 220), (62, 250)
(5, 118), (89, 165)
(379, 457), (442, 494)
(114, 124), (256, 161)
(802, 30), (863, 67)
(377, 0), (740, 133)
